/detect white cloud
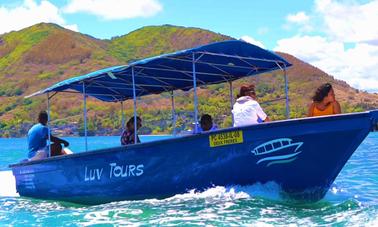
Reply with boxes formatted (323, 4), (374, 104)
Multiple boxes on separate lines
(274, 36), (378, 92)
(315, 0), (378, 43)
(63, 0), (162, 20)
(284, 11), (313, 32)
(286, 11), (310, 24)
(240, 36), (265, 49)
(278, 1), (378, 92)
(0, 0), (78, 34)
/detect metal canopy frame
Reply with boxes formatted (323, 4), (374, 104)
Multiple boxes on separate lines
(27, 48), (290, 100)
(36, 42), (291, 151)
(47, 93), (51, 157)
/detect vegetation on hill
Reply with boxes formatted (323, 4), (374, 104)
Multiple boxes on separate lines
(109, 25), (231, 62)
(0, 23), (377, 137)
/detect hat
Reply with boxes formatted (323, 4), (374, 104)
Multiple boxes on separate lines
(239, 84), (255, 97)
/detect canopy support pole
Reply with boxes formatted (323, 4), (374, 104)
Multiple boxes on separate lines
(229, 81), (234, 126)
(171, 90), (176, 136)
(121, 101), (125, 131)
(83, 83), (88, 151)
(284, 68), (290, 119)
(131, 67), (138, 144)
(192, 53), (199, 134)
(46, 93), (51, 157)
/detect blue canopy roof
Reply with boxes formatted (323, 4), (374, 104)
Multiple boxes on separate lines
(27, 40), (292, 102)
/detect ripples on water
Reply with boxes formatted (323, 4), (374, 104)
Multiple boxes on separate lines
(0, 133), (377, 226)
(1, 185), (377, 226)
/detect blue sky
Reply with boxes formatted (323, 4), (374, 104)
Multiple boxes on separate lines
(60, 0), (314, 48)
(12, 0), (316, 48)
(0, 0), (377, 92)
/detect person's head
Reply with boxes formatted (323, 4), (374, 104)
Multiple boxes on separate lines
(238, 84), (256, 99)
(200, 114), (213, 131)
(312, 83), (335, 104)
(38, 111), (48, 125)
(126, 116), (142, 131)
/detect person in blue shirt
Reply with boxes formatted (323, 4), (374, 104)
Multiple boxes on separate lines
(198, 114), (217, 132)
(27, 111), (69, 160)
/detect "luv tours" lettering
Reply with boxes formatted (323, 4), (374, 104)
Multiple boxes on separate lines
(109, 163), (144, 178)
(84, 162), (144, 182)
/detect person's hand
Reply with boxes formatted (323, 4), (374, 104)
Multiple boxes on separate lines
(63, 141), (69, 147)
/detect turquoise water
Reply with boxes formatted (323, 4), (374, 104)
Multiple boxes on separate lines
(0, 133), (377, 226)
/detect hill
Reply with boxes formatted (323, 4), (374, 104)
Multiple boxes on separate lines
(0, 23), (377, 137)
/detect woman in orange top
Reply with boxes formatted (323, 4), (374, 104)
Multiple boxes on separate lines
(308, 83), (341, 117)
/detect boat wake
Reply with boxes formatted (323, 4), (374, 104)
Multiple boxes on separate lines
(0, 167), (284, 201)
(0, 171), (19, 197)
(0, 171), (283, 202)
(0, 172), (361, 206)
(142, 182), (284, 204)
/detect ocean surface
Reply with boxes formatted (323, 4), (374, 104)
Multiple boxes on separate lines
(0, 133), (377, 226)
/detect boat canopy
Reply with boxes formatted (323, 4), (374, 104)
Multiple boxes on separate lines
(26, 40), (292, 102)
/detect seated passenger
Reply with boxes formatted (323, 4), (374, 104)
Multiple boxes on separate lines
(121, 116), (142, 145)
(308, 83), (341, 117)
(232, 84), (270, 127)
(27, 111), (70, 161)
(198, 114), (218, 132)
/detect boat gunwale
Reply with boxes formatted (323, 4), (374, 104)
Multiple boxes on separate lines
(9, 110), (374, 168)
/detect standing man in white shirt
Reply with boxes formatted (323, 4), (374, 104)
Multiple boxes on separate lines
(232, 85), (270, 127)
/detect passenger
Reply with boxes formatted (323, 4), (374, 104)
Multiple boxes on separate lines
(121, 116), (142, 145)
(232, 84), (270, 127)
(199, 114), (218, 132)
(308, 83), (341, 117)
(27, 111), (70, 160)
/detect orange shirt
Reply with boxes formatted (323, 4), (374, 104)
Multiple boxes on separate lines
(313, 103), (334, 116)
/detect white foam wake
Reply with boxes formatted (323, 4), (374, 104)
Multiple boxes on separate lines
(141, 181), (283, 205)
(0, 171), (19, 197)
(0, 171), (282, 201)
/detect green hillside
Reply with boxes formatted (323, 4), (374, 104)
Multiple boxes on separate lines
(0, 23), (377, 137)
(109, 25), (232, 62)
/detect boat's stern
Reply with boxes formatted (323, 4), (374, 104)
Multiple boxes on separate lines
(8, 164), (33, 196)
(9, 160), (58, 198)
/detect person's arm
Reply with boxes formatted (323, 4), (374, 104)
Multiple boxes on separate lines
(307, 103), (315, 117)
(120, 130), (127, 145)
(333, 101), (341, 114)
(256, 103), (269, 122)
(50, 135), (69, 147)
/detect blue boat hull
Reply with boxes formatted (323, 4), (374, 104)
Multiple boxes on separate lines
(10, 110), (378, 204)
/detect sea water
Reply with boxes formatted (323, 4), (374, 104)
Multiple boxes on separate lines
(0, 133), (377, 226)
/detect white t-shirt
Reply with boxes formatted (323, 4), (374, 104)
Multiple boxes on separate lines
(232, 96), (267, 127)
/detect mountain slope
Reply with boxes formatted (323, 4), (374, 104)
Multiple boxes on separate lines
(109, 25), (232, 62)
(0, 23), (377, 137)
(0, 23), (120, 97)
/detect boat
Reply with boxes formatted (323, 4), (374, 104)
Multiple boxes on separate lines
(9, 40), (378, 205)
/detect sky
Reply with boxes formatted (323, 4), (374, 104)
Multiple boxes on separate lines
(0, 0), (377, 92)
